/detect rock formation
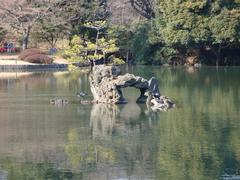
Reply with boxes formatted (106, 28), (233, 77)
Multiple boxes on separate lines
(50, 98), (69, 105)
(89, 65), (175, 111)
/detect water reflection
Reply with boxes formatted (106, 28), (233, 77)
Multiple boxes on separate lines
(90, 103), (159, 140)
(0, 170), (7, 180)
(0, 67), (239, 179)
(90, 104), (118, 139)
(75, 103), (159, 179)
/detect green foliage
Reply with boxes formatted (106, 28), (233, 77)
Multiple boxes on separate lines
(32, 18), (68, 48)
(106, 0), (240, 65)
(110, 22), (158, 64)
(128, 22), (153, 64)
(65, 21), (124, 65)
(84, 20), (107, 30)
(209, 8), (240, 44)
(0, 158), (83, 180)
(98, 38), (119, 56)
(153, 47), (179, 64)
(65, 35), (87, 63)
(2, 0), (239, 65)
(137, 0), (239, 65)
(112, 57), (125, 65)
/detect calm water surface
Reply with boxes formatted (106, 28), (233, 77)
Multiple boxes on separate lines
(0, 66), (239, 180)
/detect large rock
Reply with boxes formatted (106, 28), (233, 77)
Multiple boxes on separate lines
(89, 65), (175, 111)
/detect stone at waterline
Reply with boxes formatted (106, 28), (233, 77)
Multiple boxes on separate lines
(148, 77), (161, 97)
(76, 92), (87, 98)
(149, 96), (175, 112)
(50, 98), (69, 105)
(89, 65), (175, 111)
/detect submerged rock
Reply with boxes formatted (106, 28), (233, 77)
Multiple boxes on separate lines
(149, 96), (175, 112)
(89, 65), (175, 111)
(50, 98), (69, 105)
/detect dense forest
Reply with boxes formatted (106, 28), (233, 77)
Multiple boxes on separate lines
(0, 0), (240, 66)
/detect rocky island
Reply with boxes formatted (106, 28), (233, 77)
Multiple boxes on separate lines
(89, 65), (175, 111)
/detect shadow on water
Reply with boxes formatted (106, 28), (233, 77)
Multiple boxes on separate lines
(0, 66), (239, 179)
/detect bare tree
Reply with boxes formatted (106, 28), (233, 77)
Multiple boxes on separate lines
(129, 0), (155, 19)
(50, 0), (109, 25)
(0, 0), (50, 49)
(108, 0), (143, 24)
(107, 0), (155, 24)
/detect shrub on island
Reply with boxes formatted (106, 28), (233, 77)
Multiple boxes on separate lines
(24, 54), (53, 64)
(19, 48), (53, 64)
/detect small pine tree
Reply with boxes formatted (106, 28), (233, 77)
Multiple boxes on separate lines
(65, 21), (125, 66)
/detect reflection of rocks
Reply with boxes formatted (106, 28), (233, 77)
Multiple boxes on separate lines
(89, 65), (175, 111)
(89, 103), (160, 180)
(120, 103), (141, 121)
(90, 104), (119, 139)
(90, 103), (159, 139)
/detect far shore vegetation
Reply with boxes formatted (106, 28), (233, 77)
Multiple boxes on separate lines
(0, 0), (240, 66)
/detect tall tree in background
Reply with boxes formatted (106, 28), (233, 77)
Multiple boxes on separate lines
(154, 0), (240, 65)
(50, 0), (109, 27)
(0, 0), (108, 49)
(32, 19), (69, 48)
(47, 0), (109, 40)
(108, 0), (145, 24)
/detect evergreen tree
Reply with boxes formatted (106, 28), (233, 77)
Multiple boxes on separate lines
(154, 0), (240, 65)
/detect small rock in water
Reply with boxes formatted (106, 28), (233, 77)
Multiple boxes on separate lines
(80, 100), (95, 104)
(77, 92), (87, 97)
(150, 96), (175, 111)
(50, 98), (69, 105)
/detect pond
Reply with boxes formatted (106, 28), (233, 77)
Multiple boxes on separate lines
(0, 66), (239, 180)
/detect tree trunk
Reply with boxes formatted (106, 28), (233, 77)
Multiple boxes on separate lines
(93, 30), (100, 66)
(211, 45), (222, 67)
(212, 45), (221, 67)
(216, 45), (221, 67)
(22, 26), (31, 50)
(103, 52), (106, 64)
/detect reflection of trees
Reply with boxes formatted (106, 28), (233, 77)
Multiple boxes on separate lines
(0, 66), (239, 179)
(154, 71), (240, 179)
(156, 111), (222, 179)
(64, 103), (160, 179)
(0, 70), (91, 94)
(126, 66), (240, 179)
(0, 158), (82, 180)
(64, 128), (116, 170)
(88, 103), (160, 178)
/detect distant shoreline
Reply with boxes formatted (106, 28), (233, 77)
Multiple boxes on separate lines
(0, 54), (69, 72)
(0, 64), (68, 72)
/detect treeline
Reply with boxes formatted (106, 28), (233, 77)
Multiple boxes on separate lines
(0, 0), (240, 66)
